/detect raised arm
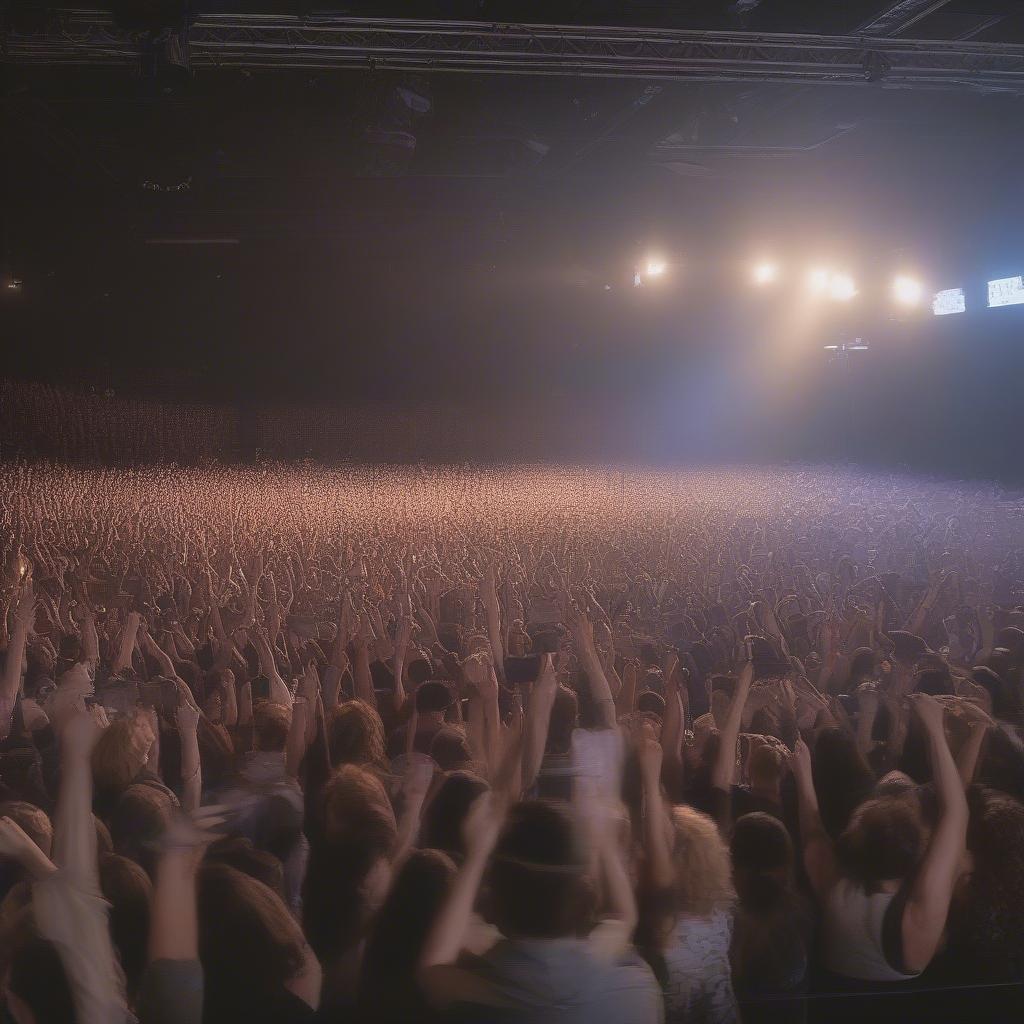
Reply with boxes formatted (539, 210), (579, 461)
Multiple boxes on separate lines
(419, 792), (505, 1008)
(900, 693), (969, 973)
(567, 602), (616, 730)
(638, 734), (675, 890)
(0, 580), (34, 740)
(112, 609), (143, 676)
(521, 653), (558, 795)
(711, 661), (754, 793)
(481, 566), (506, 685)
(788, 737), (839, 902)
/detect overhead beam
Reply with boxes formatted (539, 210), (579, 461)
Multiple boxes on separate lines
(4, 11), (1024, 93)
(857, 1), (953, 38)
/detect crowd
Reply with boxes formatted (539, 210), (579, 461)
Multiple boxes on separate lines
(1, 461), (1024, 1024)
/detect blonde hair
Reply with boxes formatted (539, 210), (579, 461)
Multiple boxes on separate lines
(92, 717), (151, 795)
(670, 805), (735, 918)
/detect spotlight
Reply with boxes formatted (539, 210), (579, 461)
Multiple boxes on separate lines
(807, 267), (830, 294)
(644, 257), (667, 278)
(893, 275), (923, 307)
(829, 273), (857, 301)
(753, 262), (779, 285)
(4, 277), (22, 293)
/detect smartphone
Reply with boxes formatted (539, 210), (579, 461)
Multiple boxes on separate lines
(505, 654), (542, 687)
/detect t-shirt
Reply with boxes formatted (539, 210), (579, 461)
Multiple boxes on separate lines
(457, 937), (664, 1024)
(662, 908), (739, 1024)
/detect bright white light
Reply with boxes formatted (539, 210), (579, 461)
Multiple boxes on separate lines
(753, 262), (779, 285)
(807, 268), (830, 293)
(823, 344), (839, 350)
(893, 275), (924, 307)
(645, 257), (667, 278)
(932, 287), (965, 316)
(829, 273), (857, 301)
(988, 275), (1024, 308)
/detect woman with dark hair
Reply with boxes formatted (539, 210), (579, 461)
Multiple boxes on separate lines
(729, 813), (811, 1022)
(303, 764), (397, 1014)
(357, 848), (455, 1024)
(942, 787), (1024, 981)
(811, 728), (875, 838)
(790, 694), (968, 984)
(197, 862), (321, 1022)
(421, 770), (489, 863)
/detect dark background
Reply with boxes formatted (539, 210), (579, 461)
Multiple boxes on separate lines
(2, 2), (1024, 475)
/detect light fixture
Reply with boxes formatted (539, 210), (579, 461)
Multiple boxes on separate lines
(753, 262), (779, 285)
(829, 273), (857, 301)
(893, 275), (924, 307)
(644, 257), (667, 278)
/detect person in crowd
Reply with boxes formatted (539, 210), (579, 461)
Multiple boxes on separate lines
(0, 461), (1022, 1024)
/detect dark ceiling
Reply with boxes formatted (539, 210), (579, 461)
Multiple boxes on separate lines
(2, 3), (1023, 403)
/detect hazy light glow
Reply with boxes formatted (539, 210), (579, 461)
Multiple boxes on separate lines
(893, 275), (924, 307)
(932, 287), (965, 316)
(753, 262), (779, 285)
(644, 257), (667, 277)
(807, 267), (830, 293)
(988, 275), (1024, 308)
(829, 273), (857, 301)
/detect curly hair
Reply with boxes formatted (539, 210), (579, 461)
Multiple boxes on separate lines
(951, 787), (1024, 979)
(670, 805), (735, 918)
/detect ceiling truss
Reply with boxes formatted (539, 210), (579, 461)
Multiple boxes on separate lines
(4, 10), (1024, 93)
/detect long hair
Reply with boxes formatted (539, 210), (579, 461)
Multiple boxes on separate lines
(670, 805), (735, 918)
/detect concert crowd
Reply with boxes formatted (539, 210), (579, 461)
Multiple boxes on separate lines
(1, 461), (1023, 1023)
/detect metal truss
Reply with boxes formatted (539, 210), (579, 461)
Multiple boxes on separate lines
(5, 10), (1024, 92)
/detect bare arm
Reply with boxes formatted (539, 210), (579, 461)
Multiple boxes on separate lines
(788, 737), (839, 902)
(419, 793), (504, 1008)
(568, 604), (616, 730)
(520, 654), (557, 794)
(901, 694), (969, 973)
(638, 735), (675, 890)
(711, 661), (753, 792)
(112, 609), (142, 676)
(0, 582), (34, 739)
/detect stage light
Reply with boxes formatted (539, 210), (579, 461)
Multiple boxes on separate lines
(645, 257), (667, 278)
(753, 262), (779, 285)
(988, 275), (1024, 308)
(4, 277), (22, 292)
(829, 273), (857, 301)
(892, 275), (923, 307)
(932, 287), (965, 316)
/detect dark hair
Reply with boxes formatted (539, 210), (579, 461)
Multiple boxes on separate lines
(488, 800), (588, 939)
(253, 701), (292, 752)
(731, 812), (794, 913)
(429, 727), (472, 771)
(358, 849), (455, 1021)
(812, 728), (875, 838)
(99, 852), (153, 999)
(109, 782), (176, 875)
(198, 863), (307, 1015)
(407, 657), (433, 688)
(327, 699), (387, 771)
(304, 764), (397, 960)
(421, 770), (489, 862)
(729, 813), (809, 994)
(204, 836), (285, 898)
(948, 787), (1024, 979)
(7, 932), (76, 1024)
(415, 680), (452, 715)
(973, 665), (1024, 728)
(836, 796), (925, 891)
(637, 690), (666, 718)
